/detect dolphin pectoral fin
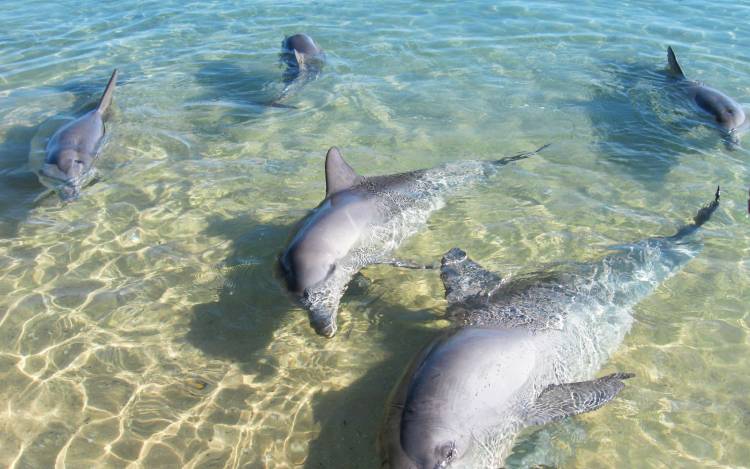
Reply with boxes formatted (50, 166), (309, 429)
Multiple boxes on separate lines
(667, 46), (686, 79)
(439, 248), (502, 304)
(324, 147), (363, 196)
(377, 258), (438, 270)
(526, 372), (635, 426)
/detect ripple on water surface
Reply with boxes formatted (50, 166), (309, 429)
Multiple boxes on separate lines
(1, 0), (750, 468)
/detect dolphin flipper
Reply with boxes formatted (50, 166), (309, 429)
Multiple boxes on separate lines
(440, 248), (502, 304)
(667, 46), (686, 79)
(525, 372), (635, 426)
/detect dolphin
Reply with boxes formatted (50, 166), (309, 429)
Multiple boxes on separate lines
(271, 33), (325, 106)
(279, 144), (549, 338)
(667, 46), (747, 144)
(380, 187), (720, 468)
(38, 69), (118, 200)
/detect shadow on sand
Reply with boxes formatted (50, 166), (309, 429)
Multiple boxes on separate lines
(185, 212), (445, 467)
(189, 60), (291, 127)
(302, 316), (437, 469)
(0, 123), (46, 238)
(185, 214), (296, 374)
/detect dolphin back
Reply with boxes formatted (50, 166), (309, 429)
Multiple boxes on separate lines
(96, 69), (118, 114)
(667, 46), (686, 79)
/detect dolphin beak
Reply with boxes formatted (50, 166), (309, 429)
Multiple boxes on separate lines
(59, 185), (80, 201)
(313, 319), (337, 338)
(309, 310), (337, 338)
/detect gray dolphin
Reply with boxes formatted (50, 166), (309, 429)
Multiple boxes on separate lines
(39, 69), (118, 200)
(380, 188), (720, 468)
(273, 33), (325, 105)
(667, 46), (747, 143)
(279, 144), (549, 338)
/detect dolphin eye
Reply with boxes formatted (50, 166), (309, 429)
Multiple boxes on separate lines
(436, 442), (457, 467)
(75, 160), (85, 164)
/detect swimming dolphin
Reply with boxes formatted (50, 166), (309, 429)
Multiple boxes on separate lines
(380, 187), (720, 468)
(279, 144), (549, 338)
(39, 69), (118, 200)
(272, 33), (325, 106)
(667, 46), (747, 143)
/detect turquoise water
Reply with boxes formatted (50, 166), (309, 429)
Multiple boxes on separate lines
(1, 1), (750, 467)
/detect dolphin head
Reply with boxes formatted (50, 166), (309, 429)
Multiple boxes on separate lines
(306, 301), (338, 338)
(716, 105), (746, 131)
(279, 243), (340, 338)
(39, 149), (91, 200)
(279, 242), (336, 295)
(280, 33), (325, 70)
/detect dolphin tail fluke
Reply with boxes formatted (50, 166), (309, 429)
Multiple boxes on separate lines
(440, 248), (502, 304)
(492, 143), (551, 167)
(667, 46), (686, 79)
(266, 101), (298, 109)
(671, 185), (720, 239)
(96, 69), (118, 114)
(525, 372), (635, 426)
(251, 99), (298, 109)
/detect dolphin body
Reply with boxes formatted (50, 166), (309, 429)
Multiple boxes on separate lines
(667, 46), (748, 144)
(380, 189), (720, 468)
(279, 145), (548, 338)
(272, 33), (325, 106)
(39, 69), (118, 200)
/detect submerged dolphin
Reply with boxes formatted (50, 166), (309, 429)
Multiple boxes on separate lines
(380, 188), (720, 468)
(667, 46), (747, 143)
(39, 69), (118, 200)
(279, 144), (549, 337)
(272, 33), (325, 106)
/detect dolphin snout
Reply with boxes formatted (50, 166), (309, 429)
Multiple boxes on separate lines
(312, 319), (337, 338)
(308, 310), (337, 338)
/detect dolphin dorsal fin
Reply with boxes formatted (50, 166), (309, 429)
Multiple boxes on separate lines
(325, 147), (362, 196)
(294, 50), (307, 70)
(667, 46), (685, 79)
(96, 69), (118, 114)
(440, 248), (502, 303)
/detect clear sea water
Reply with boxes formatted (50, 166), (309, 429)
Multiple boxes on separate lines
(1, 1), (750, 468)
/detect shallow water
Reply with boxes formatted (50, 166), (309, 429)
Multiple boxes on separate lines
(1, 1), (750, 468)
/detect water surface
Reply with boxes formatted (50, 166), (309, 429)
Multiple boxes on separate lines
(1, 1), (750, 468)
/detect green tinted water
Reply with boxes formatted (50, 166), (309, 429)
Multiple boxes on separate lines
(1, 1), (750, 467)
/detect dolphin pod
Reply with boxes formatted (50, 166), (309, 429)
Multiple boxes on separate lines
(667, 46), (748, 143)
(39, 69), (118, 200)
(279, 144), (549, 337)
(380, 188), (720, 468)
(24, 36), (740, 467)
